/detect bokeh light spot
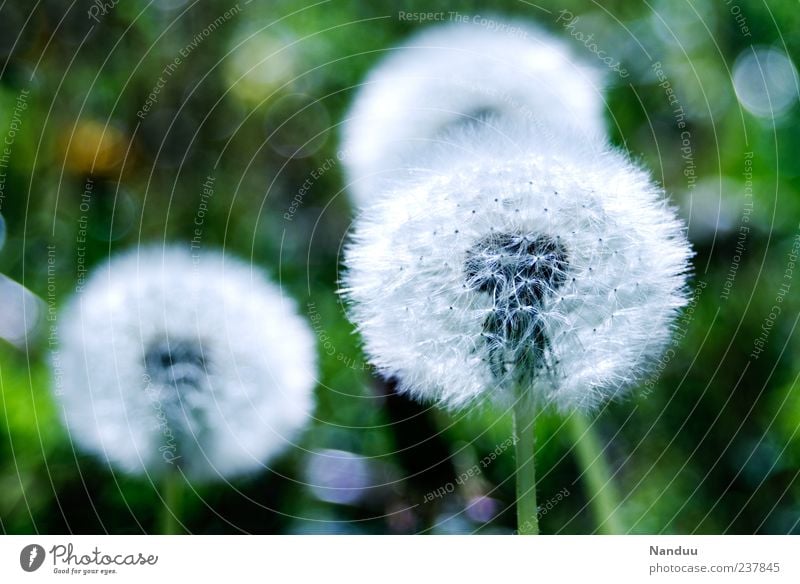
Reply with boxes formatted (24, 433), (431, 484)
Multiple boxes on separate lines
(733, 47), (798, 118)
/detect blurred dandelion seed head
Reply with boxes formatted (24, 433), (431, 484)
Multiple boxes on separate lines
(341, 19), (606, 207)
(53, 246), (317, 481)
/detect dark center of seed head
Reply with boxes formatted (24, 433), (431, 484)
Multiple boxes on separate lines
(464, 232), (569, 381)
(144, 339), (207, 389)
(465, 232), (568, 304)
(144, 339), (210, 473)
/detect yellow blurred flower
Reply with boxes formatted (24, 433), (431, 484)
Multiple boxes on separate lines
(61, 120), (128, 175)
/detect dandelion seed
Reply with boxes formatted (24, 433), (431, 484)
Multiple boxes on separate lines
(342, 119), (692, 413)
(53, 245), (317, 481)
(341, 20), (606, 207)
(341, 20), (692, 536)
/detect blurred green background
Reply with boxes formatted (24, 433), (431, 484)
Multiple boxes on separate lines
(1, 0), (799, 534)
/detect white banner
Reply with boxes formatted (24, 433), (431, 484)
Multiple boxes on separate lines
(0, 536), (797, 583)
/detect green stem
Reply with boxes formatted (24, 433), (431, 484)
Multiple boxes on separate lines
(513, 395), (539, 535)
(160, 470), (184, 535)
(567, 413), (624, 534)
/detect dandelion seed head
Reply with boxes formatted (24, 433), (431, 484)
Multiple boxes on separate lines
(54, 246), (317, 480)
(341, 20), (606, 207)
(343, 120), (692, 412)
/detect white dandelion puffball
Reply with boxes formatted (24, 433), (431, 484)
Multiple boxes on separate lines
(54, 246), (317, 481)
(343, 121), (692, 412)
(342, 19), (606, 207)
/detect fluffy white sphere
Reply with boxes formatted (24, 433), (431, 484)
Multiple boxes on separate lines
(341, 20), (606, 207)
(53, 246), (317, 481)
(343, 120), (692, 412)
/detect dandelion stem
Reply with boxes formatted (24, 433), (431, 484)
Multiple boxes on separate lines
(513, 393), (539, 535)
(160, 470), (184, 535)
(567, 413), (623, 534)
